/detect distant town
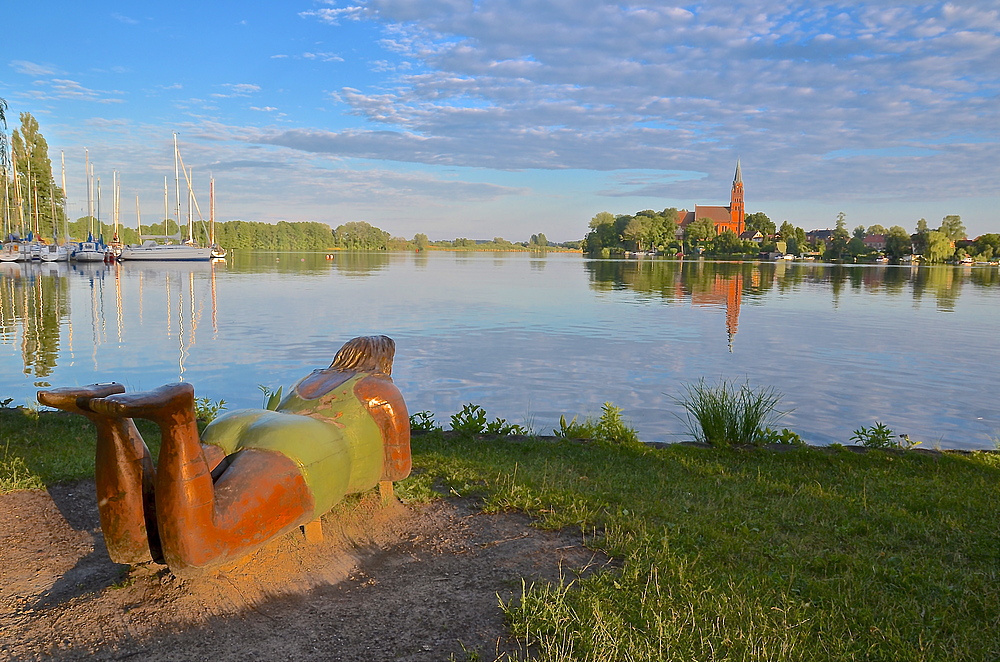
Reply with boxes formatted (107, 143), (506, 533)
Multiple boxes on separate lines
(582, 162), (998, 265)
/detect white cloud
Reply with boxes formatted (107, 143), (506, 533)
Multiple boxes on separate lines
(212, 83), (262, 98)
(303, 52), (345, 62)
(10, 60), (58, 76)
(282, 0), (1000, 203)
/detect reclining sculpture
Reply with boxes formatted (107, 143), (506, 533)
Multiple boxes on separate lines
(37, 335), (410, 574)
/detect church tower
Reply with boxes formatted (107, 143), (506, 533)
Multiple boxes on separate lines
(730, 160), (745, 235)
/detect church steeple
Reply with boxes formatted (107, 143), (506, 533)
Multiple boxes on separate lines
(730, 159), (745, 234)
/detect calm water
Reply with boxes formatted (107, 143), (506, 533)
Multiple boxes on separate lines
(2, 252), (998, 449)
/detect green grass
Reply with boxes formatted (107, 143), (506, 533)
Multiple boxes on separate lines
(4, 410), (1000, 660)
(0, 408), (161, 491)
(402, 432), (1000, 661)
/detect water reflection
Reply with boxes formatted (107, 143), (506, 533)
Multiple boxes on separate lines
(0, 260), (221, 387)
(2, 254), (998, 449)
(0, 262), (69, 383)
(586, 259), (987, 316)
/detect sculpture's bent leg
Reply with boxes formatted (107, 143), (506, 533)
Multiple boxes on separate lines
(90, 383), (315, 574)
(37, 384), (160, 564)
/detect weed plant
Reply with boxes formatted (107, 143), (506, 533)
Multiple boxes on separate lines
(673, 378), (787, 447)
(449, 403), (526, 436)
(553, 402), (639, 446)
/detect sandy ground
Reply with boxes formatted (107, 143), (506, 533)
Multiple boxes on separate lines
(0, 481), (607, 661)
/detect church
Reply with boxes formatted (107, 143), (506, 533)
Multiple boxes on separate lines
(676, 161), (745, 238)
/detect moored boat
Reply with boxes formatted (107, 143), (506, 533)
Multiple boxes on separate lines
(118, 240), (213, 261)
(72, 239), (108, 262)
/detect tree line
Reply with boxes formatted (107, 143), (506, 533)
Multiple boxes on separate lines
(583, 204), (994, 264)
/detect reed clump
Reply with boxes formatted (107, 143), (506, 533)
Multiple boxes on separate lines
(673, 378), (788, 447)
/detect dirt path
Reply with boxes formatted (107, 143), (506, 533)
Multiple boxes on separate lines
(0, 482), (606, 661)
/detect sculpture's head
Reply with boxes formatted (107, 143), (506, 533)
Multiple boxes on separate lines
(330, 335), (395, 376)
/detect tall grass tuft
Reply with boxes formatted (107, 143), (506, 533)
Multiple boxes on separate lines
(673, 379), (787, 447)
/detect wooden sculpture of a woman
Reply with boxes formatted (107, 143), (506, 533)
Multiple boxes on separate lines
(37, 336), (410, 574)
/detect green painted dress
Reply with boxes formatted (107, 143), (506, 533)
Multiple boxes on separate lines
(201, 373), (384, 519)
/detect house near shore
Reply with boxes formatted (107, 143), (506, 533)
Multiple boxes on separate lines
(675, 161), (747, 240)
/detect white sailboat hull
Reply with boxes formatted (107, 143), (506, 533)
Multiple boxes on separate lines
(119, 243), (213, 261)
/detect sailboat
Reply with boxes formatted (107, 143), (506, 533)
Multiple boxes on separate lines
(118, 136), (219, 262)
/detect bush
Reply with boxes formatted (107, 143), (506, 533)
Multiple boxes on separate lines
(553, 402), (639, 446)
(450, 403), (526, 436)
(851, 422), (919, 449)
(409, 410), (441, 432)
(673, 379), (788, 447)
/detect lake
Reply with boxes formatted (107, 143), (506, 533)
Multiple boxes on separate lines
(2, 252), (998, 449)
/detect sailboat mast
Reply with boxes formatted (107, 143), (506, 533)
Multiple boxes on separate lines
(209, 177), (215, 245)
(60, 151), (69, 242)
(163, 176), (168, 238)
(173, 133), (181, 233)
(136, 195), (141, 237)
(96, 176), (102, 240)
(85, 148), (92, 235)
(187, 167), (193, 244)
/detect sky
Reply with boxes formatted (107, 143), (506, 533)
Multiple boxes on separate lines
(2, 0), (998, 242)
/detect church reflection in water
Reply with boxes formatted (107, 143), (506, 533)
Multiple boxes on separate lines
(585, 258), (748, 351)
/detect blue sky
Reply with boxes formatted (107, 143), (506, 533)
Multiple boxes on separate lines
(2, 0), (998, 242)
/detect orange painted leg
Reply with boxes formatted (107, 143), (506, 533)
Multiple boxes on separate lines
(91, 383), (315, 574)
(37, 384), (159, 564)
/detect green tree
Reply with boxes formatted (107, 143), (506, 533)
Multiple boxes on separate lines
(685, 218), (717, 245)
(866, 224), (888, 235)
(778, 221), (802, 254)
(924, 230), (954, 263)
(970, 233), (1000, 261)
(9, 112), (65, 240)
(709, 229), (746, 255)
(938, 215), (966, 241)
(413, 233), (429, 250)
(583, 211), (618, 254)
(744, 211), (775, 236)
(529, 232), (548, 248)
(885, 226), (912, 259)
(825, 212), (850, 260)
(331, 221), (390, 250)
(852, 225), (867, 240)
(622, 217), (647, 251)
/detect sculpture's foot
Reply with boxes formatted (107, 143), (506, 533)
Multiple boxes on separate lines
(89, 383), (194, 422)
(37, 383), (126, 416)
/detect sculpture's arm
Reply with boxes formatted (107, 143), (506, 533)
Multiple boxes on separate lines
(354, 375), (411, 482)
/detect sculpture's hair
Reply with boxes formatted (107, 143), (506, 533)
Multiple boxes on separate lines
(330, 335), (395, 376)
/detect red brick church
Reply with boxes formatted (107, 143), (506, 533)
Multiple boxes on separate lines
(676, 161), (745, 237)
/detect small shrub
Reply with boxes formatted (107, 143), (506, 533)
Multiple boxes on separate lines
(484, 418), (527, 436)
(553, 414), (599, 439)
(409, 410), (442, 432)
(194, 397), (227, 423)
(553, 403), (639, 445)
(451, 403), (489, 433)
(449, 404), (529, 436)
(673, 379), (788, 447)
(851, 422), (920, 449)
(760, 427), (806, 446)
(596, 402), (640, 445)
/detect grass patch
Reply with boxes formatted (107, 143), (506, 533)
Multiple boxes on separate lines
(0, 408), (161, 493)
(405, 431), (1000, 661)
